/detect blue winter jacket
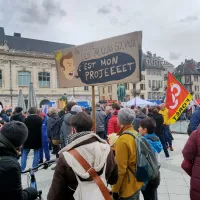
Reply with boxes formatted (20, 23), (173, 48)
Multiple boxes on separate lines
(190, 109), (200, 132)
(143, 133), (163, 153)
(42, 116), (48, 139)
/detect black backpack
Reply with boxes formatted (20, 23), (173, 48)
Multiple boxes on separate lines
(50, 116), (64, 140)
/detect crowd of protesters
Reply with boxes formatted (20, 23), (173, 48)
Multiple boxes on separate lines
(0, 101), (189, 200)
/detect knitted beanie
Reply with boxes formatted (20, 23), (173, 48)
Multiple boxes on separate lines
(1, 121), (28, 147)
(71, 105), (82, 113)
(118, 108), (136, 125)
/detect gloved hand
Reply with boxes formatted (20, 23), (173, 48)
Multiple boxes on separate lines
(23, 187), (38, 200)
(112, 192), (120, 200)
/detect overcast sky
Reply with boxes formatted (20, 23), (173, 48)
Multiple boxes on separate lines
(0, 0), (200, 66)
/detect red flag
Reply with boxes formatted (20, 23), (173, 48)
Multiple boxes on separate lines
(166, 72), (192, 124)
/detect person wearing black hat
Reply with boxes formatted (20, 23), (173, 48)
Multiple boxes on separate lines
(10, 107), (25, 123)
(0, 121), (38, 200)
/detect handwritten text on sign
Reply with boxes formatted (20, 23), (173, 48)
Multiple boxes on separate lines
(78, 52), (136, 84)
(54, 31), (142, 87)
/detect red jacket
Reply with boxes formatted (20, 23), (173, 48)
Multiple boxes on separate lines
(107, 112), (121, 135)
(182, 126), (200, 200)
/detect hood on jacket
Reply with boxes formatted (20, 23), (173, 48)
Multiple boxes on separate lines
(63, 111), (77, 125)
(96, 107), (102, 111)
(0, 133), (18, 157)
(50, 113), (59, 120)
(143, 133), (163, 153)
(12, 112), (23, 117)
(60, 132), (110, 179)
(136, 112), (146, 119)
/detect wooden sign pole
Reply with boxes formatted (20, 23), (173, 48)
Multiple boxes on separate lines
(92, 85), (96, 133)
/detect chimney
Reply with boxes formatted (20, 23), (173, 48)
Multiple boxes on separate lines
(153, 53), (156, 57)
(147, 51), (152, 57)
(14, 33), (21, 37)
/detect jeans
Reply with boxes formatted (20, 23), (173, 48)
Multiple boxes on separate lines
(163, 125), (172, 147)
(158, 134), (169, 158)
(21, 149), (40, 171)
(121, 191), (140, 200)
(39, 134), (50, 161)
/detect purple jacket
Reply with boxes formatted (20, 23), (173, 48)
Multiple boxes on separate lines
(182, 125), (200, 200)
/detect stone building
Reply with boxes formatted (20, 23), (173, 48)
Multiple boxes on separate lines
(99, 51), (174, 101)
(173, 59), (200, 99)
(0, 27), (99, 108)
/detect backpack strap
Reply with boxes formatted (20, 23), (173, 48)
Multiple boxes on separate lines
(120, 130), (138, 179)
(121, 130), (138, 138)
(68, 149), (111, 200)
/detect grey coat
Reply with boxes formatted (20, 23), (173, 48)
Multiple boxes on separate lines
(96, 107), (106, 132)
(60, 112), (75, 148)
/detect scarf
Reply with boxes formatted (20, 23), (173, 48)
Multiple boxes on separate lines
(68, 131), (94, 144)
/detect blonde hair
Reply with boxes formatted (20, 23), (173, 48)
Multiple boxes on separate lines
(49, 107), (57, 114)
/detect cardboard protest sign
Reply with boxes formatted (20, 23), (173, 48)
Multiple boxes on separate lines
(55, 31), (142, 88)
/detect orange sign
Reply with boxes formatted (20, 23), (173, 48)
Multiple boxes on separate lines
(166, 72), (192, 124)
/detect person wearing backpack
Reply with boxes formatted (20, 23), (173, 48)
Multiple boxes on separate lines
(47, 108), (59, 156)
(60, 101), (77, 148)
(138, 118), (162, 200)
(112, 108), (143, 200)
(48, 112), (118, 200)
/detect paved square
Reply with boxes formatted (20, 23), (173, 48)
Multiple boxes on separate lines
(22, 133), (190, 200)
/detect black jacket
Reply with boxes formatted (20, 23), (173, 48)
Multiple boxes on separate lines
(10, 113), (25, 123)
(148, 112), (164, 136)
(134, 112), (147, 131)
(47, 113), (59, 138)
(0, 134), (37, 200)
(23, 114), (43, 149)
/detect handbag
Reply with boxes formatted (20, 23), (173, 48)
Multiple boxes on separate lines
(68, 149), (111, 200)
(181, 159), (193, 176)
(52, 139), (60, 145)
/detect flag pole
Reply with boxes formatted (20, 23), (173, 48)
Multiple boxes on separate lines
(92, 86), (96, 133)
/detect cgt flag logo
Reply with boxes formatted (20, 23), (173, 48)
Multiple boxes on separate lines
(166, 72), (192, 124)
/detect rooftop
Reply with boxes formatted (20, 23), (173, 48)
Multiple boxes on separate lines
(173, 59), (200, 76)
(142, 51), (174, 71)
(0, 27), (73, 54)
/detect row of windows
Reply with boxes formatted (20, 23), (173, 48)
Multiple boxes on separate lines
(146, 69), (162, 76)
(148, 92), (163, 100)
(0, 71), (53, 88)
(145, 59), (163, 67)
(148, 80), (163, 88)
(0, 70), (92, 91)
(18, 71), (50, 87)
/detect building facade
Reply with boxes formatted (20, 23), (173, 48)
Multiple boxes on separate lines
(0, 28), (99, 108)
(99, 52), (174, 101)
(173, 59), (200, 100)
